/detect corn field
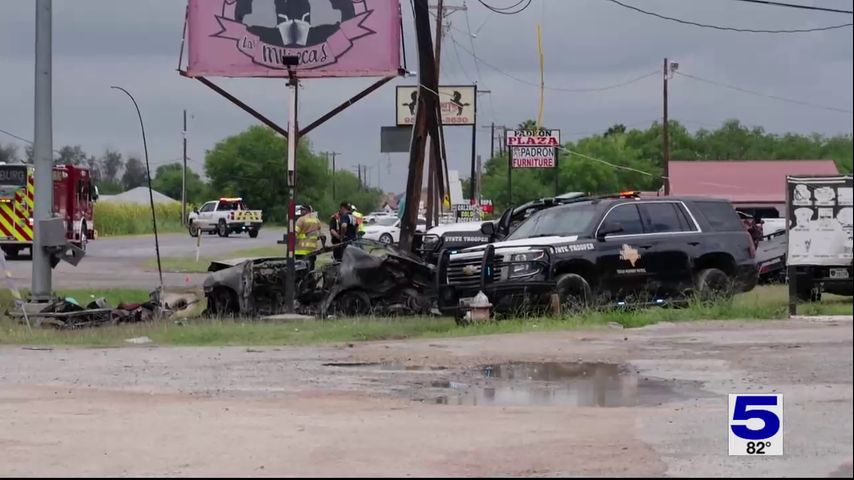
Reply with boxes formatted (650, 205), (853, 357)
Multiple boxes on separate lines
(94, 202), (186, 236)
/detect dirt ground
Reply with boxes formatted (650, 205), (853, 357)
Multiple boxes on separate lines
(1, 317), (851, 477)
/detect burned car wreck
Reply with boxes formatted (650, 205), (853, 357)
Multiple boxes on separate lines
(203, 241), (436, 318)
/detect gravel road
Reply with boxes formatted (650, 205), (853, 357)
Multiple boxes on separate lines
(1, 317), (850, 477)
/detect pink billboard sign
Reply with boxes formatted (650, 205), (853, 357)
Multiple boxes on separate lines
(186, 0), (402, 78)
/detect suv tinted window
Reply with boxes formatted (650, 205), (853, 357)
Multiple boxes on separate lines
(601, 204), (644, 236)
(200, 202), (216, 213)
(642, 202), (694, 233)
(694, 201), (743, 231)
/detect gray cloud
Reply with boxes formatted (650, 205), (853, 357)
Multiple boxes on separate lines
(1, 0), (851, 194)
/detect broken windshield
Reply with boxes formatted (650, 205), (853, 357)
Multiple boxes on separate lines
(506, 204), (599, 240)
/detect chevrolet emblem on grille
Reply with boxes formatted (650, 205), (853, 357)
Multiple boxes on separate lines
(462, 265), (478, 276)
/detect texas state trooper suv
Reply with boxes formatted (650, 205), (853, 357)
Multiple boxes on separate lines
(436, 194), (759, 319)
(418, 192), (589, 264)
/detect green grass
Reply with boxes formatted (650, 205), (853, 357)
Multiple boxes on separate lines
(144, 247), (334, 273)
(0, 285), (850, 347)
(95, 202), (186, 237)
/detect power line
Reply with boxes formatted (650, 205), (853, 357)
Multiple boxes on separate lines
(730, 0), (853, 15)
(559, 146), (659, 178)
(676, 71), (854, 114)
(450, 35), (660, 94)
(603, 0), (853, 33)
(0, 128), (34, 145)
(0, 127), (62, 155)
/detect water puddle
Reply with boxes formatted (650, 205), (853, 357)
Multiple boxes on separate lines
(434, 362), (678, 407)
(324, 360), (689, 407)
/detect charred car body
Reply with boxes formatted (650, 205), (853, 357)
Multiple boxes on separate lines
(437, 195), (759, 320)
(203, 242), (435, 318)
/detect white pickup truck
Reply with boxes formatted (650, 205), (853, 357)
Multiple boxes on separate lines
(188, 197), (263, 238)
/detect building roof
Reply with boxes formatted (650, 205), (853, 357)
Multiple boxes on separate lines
(99, 186), (178, 205)
(668, 160), (840, 204)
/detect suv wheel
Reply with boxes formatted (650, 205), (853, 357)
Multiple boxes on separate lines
(695, 268), (733, 303)
(188, 222), (200, 237)
(217, 219), (230, 238)
(555, 273), (592, 315)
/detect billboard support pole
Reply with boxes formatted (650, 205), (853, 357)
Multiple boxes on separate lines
(300, 75), (396, 137)
(284, 71), (299, 314)
(554, 145), (560, 196)
(470, 93), (477, 201)
(507, 145), (513, 207)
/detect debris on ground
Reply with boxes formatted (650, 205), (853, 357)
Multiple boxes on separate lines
(124, 336), (153, 345)
(8, 288), (202, 330)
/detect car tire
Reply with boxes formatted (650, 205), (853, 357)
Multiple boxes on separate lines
(188, 222), (199, 237)
(555, 273), (592, 315)
(248, 229), (259, 239)
(379, 233), (393, 245)
(695, 268), (733, 303)
(329, 290), (372, 317)
(217, 219), (230, 238)
(208, 288), (238, 316)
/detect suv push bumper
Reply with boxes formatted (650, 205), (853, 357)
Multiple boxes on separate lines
(436, 245), (556, 316)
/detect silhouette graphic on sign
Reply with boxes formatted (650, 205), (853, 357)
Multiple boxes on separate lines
(234, 0), (356, 47)
(450, 90), (470, 116)
(403, 91), (418, 115)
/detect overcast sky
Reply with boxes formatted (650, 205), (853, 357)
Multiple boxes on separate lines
(1, 0), (852, 194)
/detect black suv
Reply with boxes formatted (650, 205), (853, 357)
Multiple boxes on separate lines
(436, 195), (759, 317)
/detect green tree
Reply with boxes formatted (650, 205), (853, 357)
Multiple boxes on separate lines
(152, 163), (208, 204)
(100, 149), (123, 183)
(121, 156), (147, 190)
(479, 118), (852, 211)
(56, 145), (88, 165)
(205, 125), (381, 222)
(0, 143), (19, 163)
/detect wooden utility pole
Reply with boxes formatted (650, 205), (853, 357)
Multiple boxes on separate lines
(663, 57), (670, 196)
(426, 0), (444, 229)
(399, 0), (439, 252)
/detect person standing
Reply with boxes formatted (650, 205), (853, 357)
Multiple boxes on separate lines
(295, 205), (322, 258)
(351, 205), (365, 238)
(330, 201), (355, 260)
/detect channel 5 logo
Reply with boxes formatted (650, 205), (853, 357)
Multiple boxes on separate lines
(728, 394), (783, 456)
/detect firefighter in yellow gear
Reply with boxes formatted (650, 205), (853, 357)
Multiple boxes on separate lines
(351, 205), (366, 238)
(295, 205), (322, 257)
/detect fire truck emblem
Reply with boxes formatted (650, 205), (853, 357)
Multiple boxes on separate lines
(619, 244), (641, 267)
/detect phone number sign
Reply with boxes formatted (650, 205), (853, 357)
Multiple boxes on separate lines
(507, 129), (560, 169)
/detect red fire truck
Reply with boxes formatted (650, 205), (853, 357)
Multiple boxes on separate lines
(0, 163), (97, 258)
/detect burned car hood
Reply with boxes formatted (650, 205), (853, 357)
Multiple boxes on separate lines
(204, 256), (308, 291)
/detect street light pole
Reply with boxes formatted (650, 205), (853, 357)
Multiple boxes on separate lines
(111, 86), (164, 295)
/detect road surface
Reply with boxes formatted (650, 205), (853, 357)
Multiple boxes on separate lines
(0, 317), (851, 476)
(4, 228), (288, 290)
